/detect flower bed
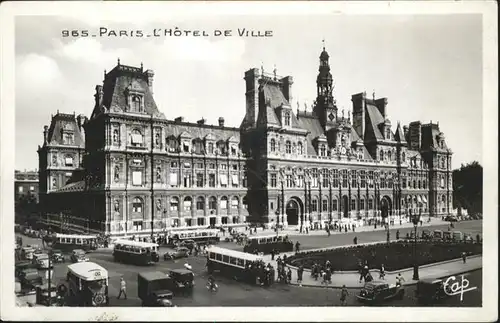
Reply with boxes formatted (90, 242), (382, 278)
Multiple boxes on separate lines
(286, 241), (482, 272)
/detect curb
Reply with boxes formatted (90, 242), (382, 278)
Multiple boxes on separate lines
(288, 266), (483, 289)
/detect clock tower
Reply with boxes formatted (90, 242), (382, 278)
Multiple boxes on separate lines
(313, 42), (338, 131)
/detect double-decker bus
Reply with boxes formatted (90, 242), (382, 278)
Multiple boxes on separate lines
(43, 233), (98, 252)
(66, 262), (109, 306)
(243, 233), (293, 254)
(206, 246), (269, 285)
(113, 240), (160, 266)
(168, 229), (220, 246)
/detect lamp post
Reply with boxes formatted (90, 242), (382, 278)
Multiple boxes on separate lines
(44, 238), (55, 306)
(357, 176), (361, 220)
(412, 206), (422, 280)
(328, 174), (333, 225)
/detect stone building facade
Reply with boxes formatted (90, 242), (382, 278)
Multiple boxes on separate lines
(39, 46), (453, 236)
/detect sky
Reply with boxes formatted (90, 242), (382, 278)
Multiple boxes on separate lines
(15, 13), (483, 171)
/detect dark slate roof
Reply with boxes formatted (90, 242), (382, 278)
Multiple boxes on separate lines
(296, 114), (323, 155)
(421, 124), (449, 151)
(365, 103), (384, 140)
(54, 180), (86, 193)
(256, 82), (303, 129)
(46, 113), (85, 148)
(164, 122), (240, 143)
(91, 64), (161, 120)
(394, 122), (406, 143)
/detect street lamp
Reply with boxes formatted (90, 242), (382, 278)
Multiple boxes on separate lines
(412, 206), (422, 280)
(357, 176), (361, 220)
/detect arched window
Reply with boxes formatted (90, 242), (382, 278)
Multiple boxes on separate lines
(170, 197), (179, 211)
(132, 197), (143, 213)
(183, 197), (192, 211)
(418, 180), (422, 189)
(380, 150), (385, 161)
(322, 198), (328, 212)
(131, 95), (142, 112)
(423, 180), (427, 189)
(413, 180), (417, 189)
(285, 141), (292, 154)
(231, 196), (239, 209)
(217, 140), (227, 155)
(220, 196), (228, 210)
(270, 139), (276, 152)
(196, 196), (205, 210)
(297, 142), (304, 155)
(284, 112), (291, 126)
(209, 196), (217, 210)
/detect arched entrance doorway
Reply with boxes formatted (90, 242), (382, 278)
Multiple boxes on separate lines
(286, 197), (303, 225)
(380, 196), (392, 218)
(342, 195), (349, 218)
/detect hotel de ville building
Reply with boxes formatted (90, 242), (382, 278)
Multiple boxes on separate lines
(38, 46), (454, 237)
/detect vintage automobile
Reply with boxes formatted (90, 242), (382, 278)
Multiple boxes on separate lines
(433, 230), (443, 241)
(166, 268), (195, 294)
(356, 281), (405, 304)
(33, 253), (53, 270)
(138, 272), (174, 307)
(416, 278), (450, 304)
(21, 246), (36, 260)
(70, 249), (89, 263)
(50, 249), (65, 263)
(19, 268), (43, 294)
(444, 215), (458, 222)
(178, 239), (196, 250)
(35, 283), (63, 306)
(15, 260), (38, 279)
(442, 231), (453, 241)
(164, 247), (190, 260)
(421, 229), (432, 240)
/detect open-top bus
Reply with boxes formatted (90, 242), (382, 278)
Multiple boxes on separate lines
(243, 233), (293, 254)
(168, 229), (220, 247)
(66, 262), (109, 306)
(206, 246), (268, 285)
(43, 233), (98, 252)
(113, 239), (160, 266)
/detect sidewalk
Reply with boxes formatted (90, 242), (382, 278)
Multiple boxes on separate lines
(264, 250), (482, 289)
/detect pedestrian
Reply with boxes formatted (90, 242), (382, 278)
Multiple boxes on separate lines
(396, 230), (400, 240)
(379, 264), (385, 280)
(400, 219), (402, 225)
(353, 236), (358, 245)
(117, 277), (127, 300)
(386, 231), (390, 243)
(286, 267), (292, 284)
(396, 273), (404, 287)
(340, 285), (349, 306)
(305, 226), (309, 234)
(297, 265), (303, 286)
(352, 224), (355, 232)
(462, 252), (467, 264)
(344, 226), (347, 233)
(270, 249), (275, 261)
(295, 241), (301, 253)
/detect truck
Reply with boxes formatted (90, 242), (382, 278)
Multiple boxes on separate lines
(138, 272), (174, 307)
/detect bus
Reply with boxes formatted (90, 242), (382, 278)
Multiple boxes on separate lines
(66, 262), (109, 306)
(206, 246), (270, 285)
(113, 240), (160, 266)
(243, 233), (293, 254)
(43, 233), (98, 252)
(168, 229), (220, 247)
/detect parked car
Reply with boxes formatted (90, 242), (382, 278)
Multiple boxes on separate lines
(35, 283), (63, 306)
(19, 268), (43, 294)
(33, 253), (53, 269)
(50, 249), (65, 263)
(15, 260), (38, 279)
(356, 281), (404, 304)
(444, 216), (458, 222)
(164, 247), (190, 260)
(70, 249), (89, 263)
(179, 240), (196, 250)
(416, 278), (450, 305)
(421, 229), (432, 240)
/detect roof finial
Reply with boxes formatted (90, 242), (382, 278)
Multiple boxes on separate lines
(104, 69), (106, 79)
(342, 107), (345, 119)
(273, 64), (277, 80)
(117, 58), (121, 65)
(322, 38), (326, 51)
(372, 90), (375, 100)
(260, 62), (264, 75)
(140, 62), (143, 70)
(348, 110), (351, 122)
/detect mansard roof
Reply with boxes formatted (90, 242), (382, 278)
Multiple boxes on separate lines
(394, 122), (407, 143)
(365, 103), (385, 140)
(46, 112), (85, 148)
(296, 113), (323, 155)
(164, 122), (240, 143)
(257, 82), (302, 129)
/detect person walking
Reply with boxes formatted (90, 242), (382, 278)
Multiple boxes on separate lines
(295, 241), (301, 253)
(353, 236), (358, 245)
(340, 285), (349, 306)
(462, 252), (467, 264)
(396, 230), (400, 240)
(297, 265), (304, 286)
(117, 277), (127, 300)
(396, 273), (405, 287)
(379, 264), (385, 280)
(270, 249), (275, 261)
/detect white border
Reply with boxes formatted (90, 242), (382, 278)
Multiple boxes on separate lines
(0, 1), (497, 322)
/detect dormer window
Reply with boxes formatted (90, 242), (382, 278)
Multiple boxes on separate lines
(216, 140), (227, 155)
(183, 142), (190, 153)
(319, 145), (326, 157)
(166, 136), (178, 152)
(380, 150), (384, 161)
(207, 142), (214, 154)
(64, 133), (74, 145)
(130, 129), (143, 147)
(284, 112), (291, 126)
(386, 129), (391, 140)
(130, 95), (143, 113)
(231, 146), (237, 156)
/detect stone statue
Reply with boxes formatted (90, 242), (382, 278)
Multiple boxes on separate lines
(52, 155), (57, 166)
(114, 200), (120, 212)
(156, 199), (162, 211)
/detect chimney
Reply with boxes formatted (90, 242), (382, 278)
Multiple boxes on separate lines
(243, 68), (261, 129)
(174, 116), (184, 123)
(375, 98), (388, 119)
(43, 125), (48, 144)
(403, 125), (409, 139)
(145, 69), (154, 95)
(197, 118), (206, 125)
(218, 117), (225, 127)
(94, 85), (103, 108)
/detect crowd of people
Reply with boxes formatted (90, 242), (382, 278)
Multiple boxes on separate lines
(244, 259), (276, 286)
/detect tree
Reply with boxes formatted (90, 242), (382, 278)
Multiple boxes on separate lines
(15, 193), (39, 225)
(453, 161), (482, 214)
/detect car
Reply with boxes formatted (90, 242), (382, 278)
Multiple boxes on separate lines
(416, 278), (450, 305)
(50, 249), (65, 263)
(15, 261), (38, 279)
(179, 240), (196, 250)
(19, 268), (43, 294)
(70, 249), (89, 263)
(444, 216), (458, 222)
(164, 247), (190, 260)
(166, 268), (195, 293)
(356, 280), (405, 304)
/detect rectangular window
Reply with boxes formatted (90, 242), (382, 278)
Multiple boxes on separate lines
(171, 162), (178, 168)
(351, 199), (356, 210)
(219, 174), (228, 187)
(322, 200), (328, 212)
(332, 200), (338, 211)
(30, 186), (35, 191)
(368, 199), (373, 210)
(270, 202), (274, 210)
(209, 163), (215, 169)
(221, 217), (228, 225)
(186, 219), (192, 227)
(131, 134), (142, 145)
(183, 175), (192, 188)
(232, 164), (238, 170)
(197, 218), (205, 226)
(220, 199), (227, 210)
(132, 171), (142, 186)
(196, 163), (203, 169)
(286, 175), (293, 188)
(312, 200), (318, 212)
(220, 164), (227, 170)
(65, 157), (73, 166)
(270, 174), (277, 188)
(209, 174), (216, 187)
(360, 199), (365, 210)
(196, 173), (204, 187)
(169, 172), (178, 187)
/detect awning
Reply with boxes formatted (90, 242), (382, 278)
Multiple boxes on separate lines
(231, 174), (239, 185)
(219, 174), (228, 185)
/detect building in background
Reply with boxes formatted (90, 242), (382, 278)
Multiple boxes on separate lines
(15, 170), (39, 203)
(37, 46), (453, 237)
